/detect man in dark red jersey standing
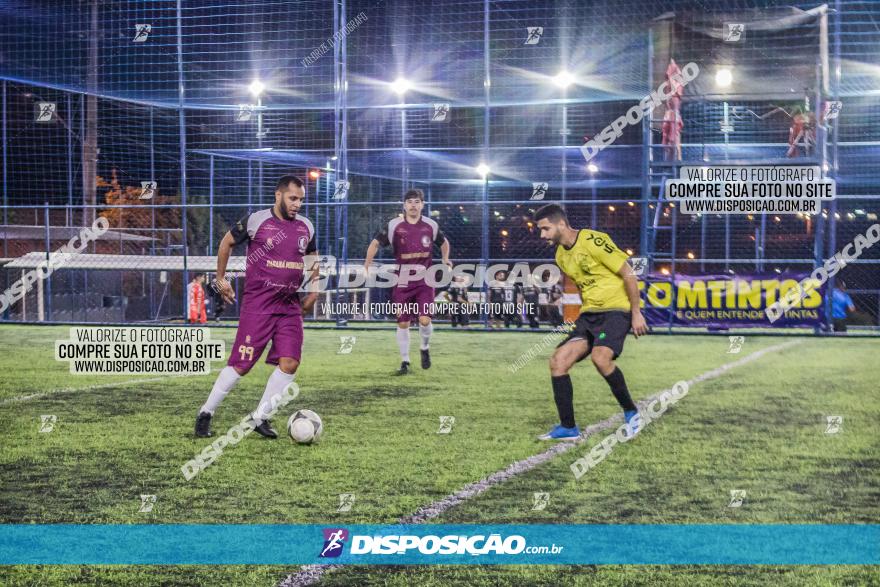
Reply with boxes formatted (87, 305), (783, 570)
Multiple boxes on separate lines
(194, 175), (319, 439)
(364, 189), (451, 375)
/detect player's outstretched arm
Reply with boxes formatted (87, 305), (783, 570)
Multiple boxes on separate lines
(618, 262), (648, 338)
(214, 232), (237, 304)
(440, 238), (451, 267)
(364, 238), (380, 271)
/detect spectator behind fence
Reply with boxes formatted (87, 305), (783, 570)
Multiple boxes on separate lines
(831, 280), (855, 333)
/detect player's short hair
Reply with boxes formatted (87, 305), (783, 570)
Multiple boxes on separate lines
(533, 203), (567, 223)
(403, 188), (424, 202)
(276, 175), (305, 192)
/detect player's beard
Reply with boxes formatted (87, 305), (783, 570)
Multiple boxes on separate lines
(277, 205), (296, 221)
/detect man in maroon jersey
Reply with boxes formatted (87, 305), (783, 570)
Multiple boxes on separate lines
(364, 189), (451, 375)
(194, 175), (319, 439)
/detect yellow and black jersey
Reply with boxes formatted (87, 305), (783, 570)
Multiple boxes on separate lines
(555, 229), (630, 313)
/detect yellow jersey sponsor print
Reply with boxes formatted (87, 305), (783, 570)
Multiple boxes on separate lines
(555, 229), (631, 313)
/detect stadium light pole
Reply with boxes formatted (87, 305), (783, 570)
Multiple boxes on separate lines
(66, 94), (73, 225)
(208, 155), (214, 256)
(481, 0), (490, 330)
(249, 79), (265, 143)
(391, 78), (411, 188)
(555, 71), (573, 202)
(588, 164), (598, 227)
(149, 106), (156, 273)
(827, 0), (842, 332)
(715, 67), (733, 272)
(249, 79), (265, 207)
(334, 0), (351, 326)
(176, 0), (190, 320)
(2, 80), (7, 269)
(716, 67), (733, 156)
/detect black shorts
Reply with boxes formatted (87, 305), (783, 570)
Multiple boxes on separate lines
(489, 298), (505, 318)
(556, 310), (631, 361)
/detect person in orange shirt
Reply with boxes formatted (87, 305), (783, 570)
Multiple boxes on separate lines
(188, 274), (207, 324)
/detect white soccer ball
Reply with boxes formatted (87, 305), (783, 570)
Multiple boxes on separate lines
(287, 409), (323, 444)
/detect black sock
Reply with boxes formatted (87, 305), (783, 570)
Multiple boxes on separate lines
(551, 375), (576, 428)
(603, 367), (637, 412)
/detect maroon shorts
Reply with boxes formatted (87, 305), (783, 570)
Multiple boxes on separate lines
(227, 310), (304, 373)
(392, 284), (435, 322)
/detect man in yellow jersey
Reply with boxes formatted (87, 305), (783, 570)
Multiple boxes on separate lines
(532, 204), (648, 440)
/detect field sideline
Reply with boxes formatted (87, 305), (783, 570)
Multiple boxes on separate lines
(0, 325), (877, 586)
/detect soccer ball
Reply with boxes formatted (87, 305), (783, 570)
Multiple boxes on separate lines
(287, 409), (323, 444)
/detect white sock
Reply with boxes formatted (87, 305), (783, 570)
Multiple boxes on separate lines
(200, 366), (241, 415)
(419, 323), (433, 350)
(254, 367), (296, 421)
(396, 327), (411, 363)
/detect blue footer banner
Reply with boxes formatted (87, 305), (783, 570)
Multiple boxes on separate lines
(1, 524), (878, 565)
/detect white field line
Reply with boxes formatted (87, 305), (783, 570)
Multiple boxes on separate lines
(0, 369), (219, 407)
(278, 339), (803, 587)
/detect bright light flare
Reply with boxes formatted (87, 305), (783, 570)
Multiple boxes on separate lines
(248, 79), (265, 97)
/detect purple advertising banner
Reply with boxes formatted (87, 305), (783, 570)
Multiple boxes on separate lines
(639, 272), (826, 327)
